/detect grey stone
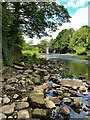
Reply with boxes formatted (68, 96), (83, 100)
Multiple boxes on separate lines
(0, 103), (15, 115)
(15, 102), (29, 110)
(17, 110), (30, 118)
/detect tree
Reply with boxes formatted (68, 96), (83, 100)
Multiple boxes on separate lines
(50, 28), (74, 53)
(69, 25), (90, 55)
(2, 2), (71, 66)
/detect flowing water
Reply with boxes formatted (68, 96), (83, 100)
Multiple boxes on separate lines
(44, 54), (90, 119)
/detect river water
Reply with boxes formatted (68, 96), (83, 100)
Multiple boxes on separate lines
(45, 54), (90, 80)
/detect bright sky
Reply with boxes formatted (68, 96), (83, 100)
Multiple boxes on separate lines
(25, 0), (90, 44)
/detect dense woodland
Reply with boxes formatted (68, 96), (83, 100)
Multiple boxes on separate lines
(2, 2), (90, 67)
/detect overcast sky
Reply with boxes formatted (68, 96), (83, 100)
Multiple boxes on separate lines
(25, 0), (90, 44)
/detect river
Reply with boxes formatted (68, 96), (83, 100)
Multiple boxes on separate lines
(43, 54), (90, 80)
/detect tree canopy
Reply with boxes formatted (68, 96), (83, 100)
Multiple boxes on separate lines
(2, 2), (71, 66)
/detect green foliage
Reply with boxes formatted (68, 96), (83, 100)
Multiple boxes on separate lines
(22, 50), (39, 59)
(69, 25), (90, 55)
(2, 2), (71, 66)
(50, 28), (74, 53)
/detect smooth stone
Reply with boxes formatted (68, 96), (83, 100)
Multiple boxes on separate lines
(13, 94), (19, 99)
(32, 108), (47, 118)
(17, 110), (30, 118)
(59, 106), (70, 115)
(45, 97), (56, 109)
(15, 102), (29, 110)
(0, 103), (15, 115)
(8, 116), (13, 118)
(46, 96), (61, 105)
(0, 113), (7, 120)
(3, 95), (10, 104)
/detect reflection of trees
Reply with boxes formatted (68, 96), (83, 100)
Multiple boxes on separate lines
(66, 60), (89, 79)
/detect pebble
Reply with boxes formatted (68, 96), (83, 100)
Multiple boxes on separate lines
(13, 94), (19, 99)
(3, 95), (10, 104)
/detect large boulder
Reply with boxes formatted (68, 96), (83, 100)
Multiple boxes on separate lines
(28, 90), (45, 108)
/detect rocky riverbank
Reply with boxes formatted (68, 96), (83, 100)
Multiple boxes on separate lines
(0, 58), (90, 120)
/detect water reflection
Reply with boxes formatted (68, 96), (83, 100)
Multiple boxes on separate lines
(47, 54), (90, 80)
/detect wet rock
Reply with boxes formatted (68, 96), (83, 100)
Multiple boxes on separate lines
(59, 106), (70, 116)
(52, 83), (60, 88)
(63, 98), (72, 104)
(15, 102), (29, 110)
(70, 97), (83, 108)
(28, 90), (45, 108)
(83, 106), (90, 111)
(86, 103), (90, 108)
(32, 108), (47, 119)
(79, 86), (86, 92)
(45, 97), (56, 109)
(17, 110), (30, 118)
(13, 94), (19, 99)
(0, 103), (15, 115)
(46, 96), (61, 105)
(0, 113), (7, 120)
(3, 95), (10, 104)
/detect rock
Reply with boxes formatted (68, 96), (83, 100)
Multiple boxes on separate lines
(86, 103), (90, 108)
(15, 102), (29, 110)
(8, 116), (13, 119)
(3, 95), (10, 104)
(21, 97), (28, 102)
(13, 94), (19, 99)
(63, 98), (72, 104)
(32, 108), (47, 119)
(28, 90), (45, 108)
(59, 106), (70, 116)
(83, 106), (90, 111)
(46, 96), (61, 105)
(0, 97), (2, 105)
(26, 78), (34, 85)
(5, 85), (15, 91)
(70, 97), (83, 108)
(33, 77), (41, 85)
(52, 83), (60, 88)
(79, 86), (86, 92)
(0, 113), (7, 120)
(45, 97), (56, 109)
(0, 103), (15, 115)
(37, 82), (51, 90)
(61, 80), (84, 90)
(17, 110), (30, 118)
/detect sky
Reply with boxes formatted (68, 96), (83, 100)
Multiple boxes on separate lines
(25, 0), (90, 44)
